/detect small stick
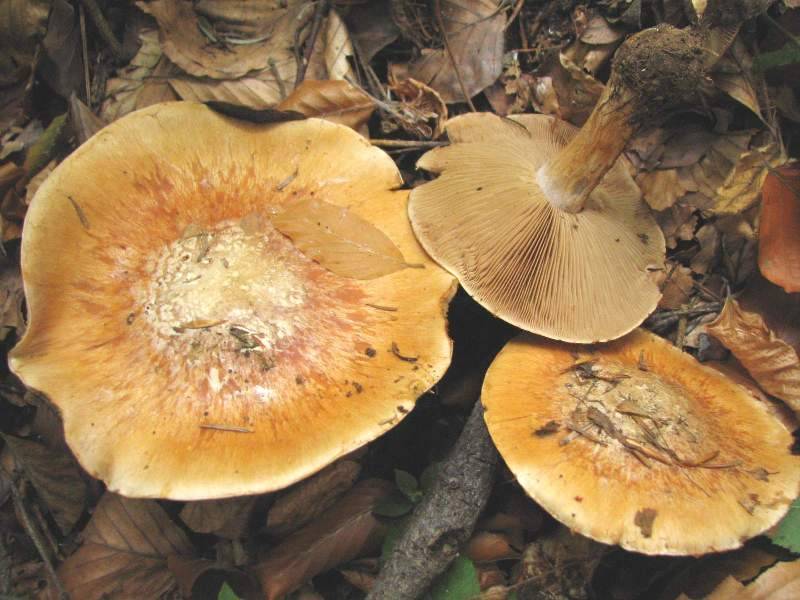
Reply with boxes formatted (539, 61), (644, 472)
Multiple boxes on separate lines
(78, 3), (91, 105)
(295, 0), (328, 87)
(369, 139), (448, 149)
(433, 0), (476, 111)
(79, 0), (124, 62)
(367, 400), (498, 600)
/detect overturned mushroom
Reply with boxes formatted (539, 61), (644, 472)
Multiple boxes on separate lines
(10, 102), (455, 500)
(482, 329), (800, 555)
(409, 26), (707, 342)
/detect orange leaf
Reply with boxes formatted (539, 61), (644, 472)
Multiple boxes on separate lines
(759, 163), (800, 293)
(277, 80), (375, 131)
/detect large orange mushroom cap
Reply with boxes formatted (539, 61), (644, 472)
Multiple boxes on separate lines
(10, 102), (456, 500)
(482, 329), (800, 555)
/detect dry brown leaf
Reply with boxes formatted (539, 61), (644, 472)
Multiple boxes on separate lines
(169, 73), (288, 110)
(1, 433), (85, 534)
(711, 143), (784, 215)
(278, 80), (375, 131)
(270, 196), (411, 279)
(68, 94), (105, 145)
(712, 39), (765, 122)
(0, 257), (23, 340)
(266, 459), (361, 536)
(656, 204), (698, 250)
(759, 163), (800, 293)
(58, 493), (194, 600)
(699, 559), (800, 600)
(658, 264), (695, 309)
(306, 9), (354, 82)
(140, 0), (307, 80)
(386, 75), (448, 139)
(179, 495), (258, 539)
(167, 556), (259, 600)
(100, 29), (178, 122)
(707, 298), (800, 411)
(637, 169), (692, 211)
(407, 0), (505, 103)
(530, 51), (605, 126)
(465, 531), (519, 563)
(691, 224), (720, 275)
(342, 0), (399, 62)
(0, 0), (50, 78)
(739, 274), (800, 355)
(255, 478), (392, 600)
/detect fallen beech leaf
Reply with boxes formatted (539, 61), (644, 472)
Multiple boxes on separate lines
(0, 258), (24, 340)
(711, 143), (784, 215)
(68, 93), (105, 145)
(308, 9), (354, 82)
(712, 39), (765, 122)
(140, 0), (306, 80)
(739, 274), (800, 354)
(758, 163), (800, 293)
(255, 478), (392, 600)
(408, 0), (505, 103)
(343, 0), (399, 62)
(38, 0), (82, 100)
(658, 263), (694, 309)
(170, 74), (289, 111)
(707, 298), (800, 411)
(531, 51), (605, 126)
(1, 433), (85, 534)
(180, 495), (258, 539)
(57, 493), (195, 600)
(465, 531), (519, 563)
(100, 29), (178, 122)
(278, 80), (375, 131)
(697, 560), (800, 600)
(386, 75), (448, 139)
(270, 197), (411, 279)
(266, 459), (361, 536)
(0, 0), (50, 77)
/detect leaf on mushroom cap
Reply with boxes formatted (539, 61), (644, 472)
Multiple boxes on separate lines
(9, 101), (455, 500)
(482, 329), (800, 555)
(409, 113), (664, 343)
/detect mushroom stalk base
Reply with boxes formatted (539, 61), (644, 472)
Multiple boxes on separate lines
(536, 85), (636, 214)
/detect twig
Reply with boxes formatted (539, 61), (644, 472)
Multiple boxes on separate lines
(79, 0), (124, 62)
(268, 58), (287, 100)
(367, 400), (498, 600)
(369, 139), (448, 149)
(433, 0), (477, 111)
(78, 3), (91, 105)
(295, 0), (328, 87)
(505, 0), (526, 31)
(6, 476), (67, 600)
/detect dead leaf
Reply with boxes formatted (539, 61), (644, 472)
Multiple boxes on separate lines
(711, 143), (784, 215)
(712, 38), (765, 122)
(57, 493), (195, 600)
(0, 0), (50, 79)
(167, 556), (259, 600)
(707, 298), (800, 411)
(270, 196), (411, 279)
(386, 75), (448, 139)
(697, 559), (800, 600)
(1, 433), (85, 534)
(465, 531), (519, 563)
(759, 163), (800, 293)
(180, 495), (258, 539)
(691, 224), (720, 275)
(140, 0), (307, 80)
(342, 0), (399, 62)
(739, 273), (800, 355)
(278, 80), (375, 131)
(408, 0), (505, 103)
(305, 9), (354, 82)
(100, 28), (178, 122)
(68, 93), (106, 145)
(656, 204), (698, 250)
(267, 459), (361, 536)
(637, 169), (693, 211)
(0, 257), (24, 339)
(531, 51), (605, 126)
(38, 0), (82, 99)
(658, 264), (695, 309)
(255, 478), (392, 600)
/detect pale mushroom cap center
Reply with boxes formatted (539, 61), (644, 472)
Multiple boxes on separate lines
(560, 362), (717, 467)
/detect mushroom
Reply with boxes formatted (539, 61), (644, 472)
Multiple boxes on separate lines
(10, 101), (456, 500)
(482, 329), (800, 555)
(408, 25), (706, 343)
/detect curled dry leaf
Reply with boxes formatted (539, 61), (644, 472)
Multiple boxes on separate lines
(758, 163), (800, 293)
(387, 75), (448, 139)
(278, 80), (375, 132)
(694, 559), (800, 600)
(270, 196), (412, 279)
(465, 531), (519, 563)
(408, 0), (505, 103)
(57, 493), (195, 600)
(1, 433), (85, 534)
(179, 495), (258, 539)
(255, 478), (393, 600)
(266, 459), (361, 536)
(707, 298), (800, 411)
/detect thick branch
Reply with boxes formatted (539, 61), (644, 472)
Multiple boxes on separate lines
(367, 400), (498, 600)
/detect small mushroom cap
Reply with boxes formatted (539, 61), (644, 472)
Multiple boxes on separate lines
(11, 102), (455, 500)
(482, 329), (800, 555)
(408, 112), (664, 343)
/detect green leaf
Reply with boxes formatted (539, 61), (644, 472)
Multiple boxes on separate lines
(430, 556), (481, 600)
(217, 581), (241, 600)
(770, 497), (800, 553)
(753, 44), (800, 72)
(374, 490), (414, 518)
(381, 520), (409, 561)
(395, 469), (422, 503)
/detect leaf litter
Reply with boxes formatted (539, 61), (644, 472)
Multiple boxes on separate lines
(2, 0), (800, 598)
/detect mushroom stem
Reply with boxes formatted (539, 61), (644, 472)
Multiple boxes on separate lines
(535, 84), (637, 214)
(536, 24), (706, 214)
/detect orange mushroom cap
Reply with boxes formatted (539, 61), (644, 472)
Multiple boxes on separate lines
(482, 329), (800, 555)
(10, 102), (455, 500)
(409, 113), (664, 343)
